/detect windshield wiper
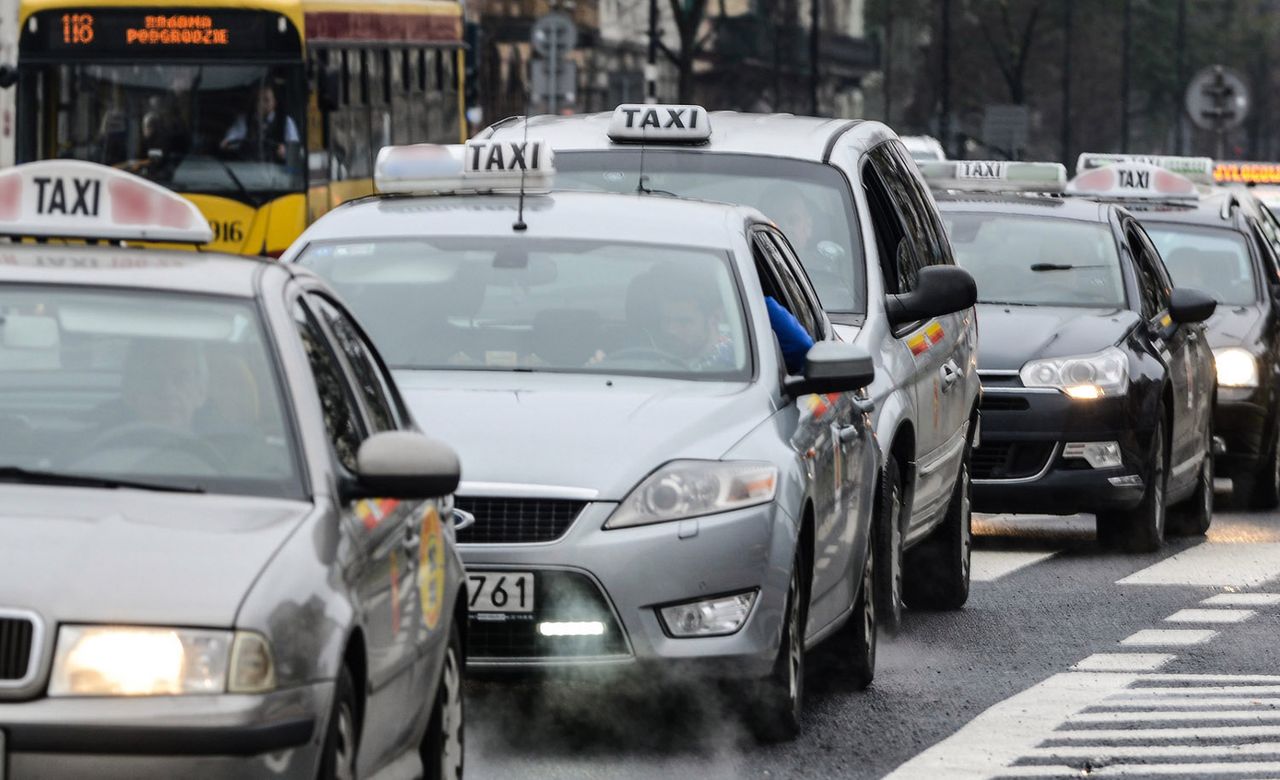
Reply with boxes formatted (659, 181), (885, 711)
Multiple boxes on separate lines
(0, 466), (205, 494)
(979, 300), (1037, 306)
(207, 156), (259, 208)
(1030, 263), (1106, 272)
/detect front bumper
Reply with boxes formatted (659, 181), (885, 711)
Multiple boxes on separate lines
(459, 501), (795, 680)
(0, 682), (328, 779)
(1214, 387), (1271, 479)
(973, 386), (1153, 515)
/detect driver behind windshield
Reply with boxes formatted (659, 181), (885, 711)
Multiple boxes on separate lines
(625, 264), (735, 370)
(95, 339), (213, 431)
(220, 84), (300, 164)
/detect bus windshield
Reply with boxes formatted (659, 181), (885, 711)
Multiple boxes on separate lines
(19, 63), (305, 197)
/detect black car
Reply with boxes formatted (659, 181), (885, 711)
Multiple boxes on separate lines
(1116, 187), (1280, 509)
(936, 191), (1218, 550)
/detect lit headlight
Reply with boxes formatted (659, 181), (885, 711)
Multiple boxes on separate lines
(605, 460), (778, 529)
(48, 626), (275, 696)
(1020, 346), (1129, 399)
(1213, 347), (1259, 388)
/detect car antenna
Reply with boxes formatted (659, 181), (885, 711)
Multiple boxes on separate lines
(636, 128), (651, 195)
(512, 110), (531, 232)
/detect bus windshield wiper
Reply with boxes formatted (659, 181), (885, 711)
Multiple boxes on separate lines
(0, 466), (205, 494)
(208, 156), (259, 207)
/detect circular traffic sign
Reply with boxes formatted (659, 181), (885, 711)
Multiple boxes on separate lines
(1185, 65), (1250, 132)
(531, 12), (577, 56)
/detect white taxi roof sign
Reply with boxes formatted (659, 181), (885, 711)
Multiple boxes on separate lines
(918, 160), (1066, 192)
(0, 160), (212, 244)
(608, 104), (711, 143)
(1066, 162), (1199, 201)
(375, 141), (555, 195)
(1076, 153), (1214, 186)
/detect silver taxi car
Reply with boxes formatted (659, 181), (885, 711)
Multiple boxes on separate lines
(284, 141), (882, 741)
(0, 162), (466, 779)
(483, 106), (981, 627)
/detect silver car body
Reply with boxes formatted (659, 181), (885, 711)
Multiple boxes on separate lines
(284, 190), (880, 673)
(0, 248), (466, 779)
(482, 112), (980, 561)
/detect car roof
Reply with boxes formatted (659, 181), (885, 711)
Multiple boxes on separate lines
(482, 111), (897, 162)
(0, 244), (284, 297)
(934, 193), (1114, 223)
(1122, 188), (1252, 229)
(296, 189), (767, 250)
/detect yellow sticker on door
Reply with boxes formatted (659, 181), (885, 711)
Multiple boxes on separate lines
(419, 505), (447, 631)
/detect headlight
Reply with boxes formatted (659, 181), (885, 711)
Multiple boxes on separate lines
(1214, 347), (1259, 388)
(604, 460), (778, 529)
(1020, 346), (1129, 399)
(48, 626), (275, 696)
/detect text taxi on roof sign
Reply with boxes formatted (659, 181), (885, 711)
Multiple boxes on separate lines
(916, 160), (1067, 193)
(1067, 161), (1201, 201)
(477, 101), (983, 635)
(1076, 153), (1216, 186)
(375, 139), (555, 195)
(0, 159), (213, 244)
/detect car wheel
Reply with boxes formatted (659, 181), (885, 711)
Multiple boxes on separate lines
(826, 538), (876, 690)
(317, 665), (359, 780)
(1099, 413), (1167, 553)
(1169, 426), (1213, 536)
(903, 451), (972, 611)
(873, 458), (904, 632)
(748, 555), (805, 743)
(1244, 418), (1280, 510)
(421, 625), (465, 780)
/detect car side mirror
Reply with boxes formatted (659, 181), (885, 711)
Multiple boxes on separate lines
(885, 265), (977, 327)
(784, 342), (875, 397)
(318, 66), (341, 112)
(343, 432), (460, 501)
(1169, 287), (1217, 324)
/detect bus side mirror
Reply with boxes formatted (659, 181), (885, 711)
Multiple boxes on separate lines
(319, 66), (341, 112)
(0, 65), (17, 89)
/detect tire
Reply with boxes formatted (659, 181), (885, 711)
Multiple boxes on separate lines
(873, 458), (905, 632)
(421, 626), (465, 780)
(827, 539), (876, 690)
(317, 665), (359, 780)
(748, 556), (805, 743)
(1098, 413), (1167, 554)
(903, 453), (972, 611)
(1240, 418), (1280, 510)
(1169, 426), (1213, 536)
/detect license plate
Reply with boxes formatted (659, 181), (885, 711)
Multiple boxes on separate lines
(467, 572), (535, 613)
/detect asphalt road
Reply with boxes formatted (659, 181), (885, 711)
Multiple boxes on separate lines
(466, 508), (1280, 779)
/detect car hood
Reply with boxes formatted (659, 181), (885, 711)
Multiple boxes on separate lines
(976, 304), (1139, 371)
(0, 487), (313, 626)
(394, 370), (772, 501)
(1203, 303), (1266, 351)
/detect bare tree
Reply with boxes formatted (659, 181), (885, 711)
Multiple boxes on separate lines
(655, 0), (713, 101)
(976, 0), (1047, 104)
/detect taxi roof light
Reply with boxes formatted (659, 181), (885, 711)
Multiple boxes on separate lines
(374, 140), (555, 195)
(917, 160), (1066, 193)
(607, 104), (711, 143)
(1066, 162), (1199, 201)
(0, 160), (212, 244)
(1076, 153), (1215, 186)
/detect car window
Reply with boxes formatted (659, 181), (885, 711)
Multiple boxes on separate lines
(308, 293), (401, 433)
(942, 213), (1126, 307)
(0, 285), (302, 499)
(1144, 224), (1259, 307)
(862, 153), (913, 296)
(293, 299), (365, 472)
(754, 232), (820, 339)
(766, 231), (828, 338)
(889, 142), (953, 268)
(867, 143), (931, 292)
(1128, 226), (1171, 318)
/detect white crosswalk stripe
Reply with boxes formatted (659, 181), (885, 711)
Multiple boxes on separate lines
(1164, 607), (1256, 623)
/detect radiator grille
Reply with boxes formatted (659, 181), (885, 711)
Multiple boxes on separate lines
(455, 497), (586, 544)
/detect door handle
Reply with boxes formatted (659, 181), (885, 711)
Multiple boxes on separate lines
(940, 360), (961, 390)
(838, 424), (862, 444)
(402, 520), (421, 550)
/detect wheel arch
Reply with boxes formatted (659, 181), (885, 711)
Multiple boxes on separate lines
(341, 628), (368, 736)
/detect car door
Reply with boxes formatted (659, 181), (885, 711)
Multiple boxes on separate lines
(1126, 223), (1205, 494)
(292, 294), (425, 770)
(864, 142), (965, 531)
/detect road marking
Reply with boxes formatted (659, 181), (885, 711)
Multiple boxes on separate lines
(970, 550), (1058, 582)
(1070, 709), (1280, 723)
(1121, 686), (1280, 696)
(1203, 592), (1280, 606)
(884, 673), (1137, 779)
(1118, 543), (1280, 587)
(1095, 697), (1280, 709)
(1119, 628), (1217, 646)
(996, 761), (1280, 777)
(1164, 607), (1256, 623)
(1029, 742), (1280, 758)
(1071, 653), (1174, 672)
(1044, 724), (1280, 741)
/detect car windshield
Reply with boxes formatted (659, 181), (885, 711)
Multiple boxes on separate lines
(554, 151), (865, 314)
(0, 286), (302, 498)
(942, 213), (1127, 307)
(299, 237), (752, 381)
(1144, 224), (1258, 306)
(20, 63), (305, 196)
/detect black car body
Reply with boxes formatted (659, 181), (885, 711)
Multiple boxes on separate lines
(938, 194), (1218, 549)
(1125, 188), (1280, 508)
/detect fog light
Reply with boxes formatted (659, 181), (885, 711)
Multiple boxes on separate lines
(659, 591), (757, 638)
(1063, 441), (1122, 469)
(537, 621), (605, 637)
(1109, 475), (1144, 488)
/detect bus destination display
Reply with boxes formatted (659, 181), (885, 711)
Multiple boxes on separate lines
(29, 9), (294, 56)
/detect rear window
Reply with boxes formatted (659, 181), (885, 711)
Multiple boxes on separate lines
(554, 151), (865, 314)
(1144, 224), (1259, 306)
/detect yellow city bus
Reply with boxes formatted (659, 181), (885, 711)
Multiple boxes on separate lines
(14, 0), (465, 255)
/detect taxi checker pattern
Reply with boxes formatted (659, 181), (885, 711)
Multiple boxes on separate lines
(0, 160), (469, 780)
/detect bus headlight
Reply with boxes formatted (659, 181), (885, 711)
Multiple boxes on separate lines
(1213, 348), (1259, 388)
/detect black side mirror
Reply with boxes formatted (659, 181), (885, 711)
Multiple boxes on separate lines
(885, 265), (977, 327)
(1169, 287), (1217, 324)
(0, 65), (16, 89)
(784, 342), (875, 397)
(318, 66), (341, 112)
(342, 431), (461, 501)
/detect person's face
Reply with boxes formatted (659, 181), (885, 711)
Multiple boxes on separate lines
(257, 87), (277, 118)
(127, 349), (207, 428)
(780, 205), (814, 248)
(655, 298), (715, 359)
